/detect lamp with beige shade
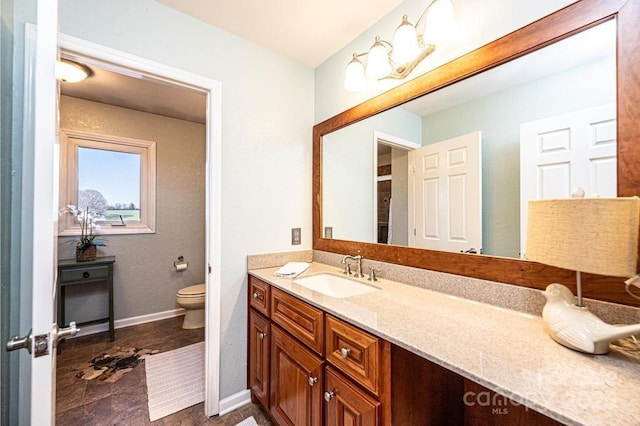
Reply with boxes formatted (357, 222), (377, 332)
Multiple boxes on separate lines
(526, 197), (640, 354)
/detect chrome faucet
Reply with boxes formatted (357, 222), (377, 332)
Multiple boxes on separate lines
(341, 251), (364, 278)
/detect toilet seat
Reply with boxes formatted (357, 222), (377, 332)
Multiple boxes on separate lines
(176, 283), (205, 298)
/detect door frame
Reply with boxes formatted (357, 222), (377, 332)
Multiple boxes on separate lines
(57, 34), (223, 416)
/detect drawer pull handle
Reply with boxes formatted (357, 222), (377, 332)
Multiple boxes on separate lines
(308, 376), (318, 387)
(253, 292), (261, 300)
(82, 272), (90, 279)
(258, 332), (267, 340)
(324, 391), (335, 402)
(340, 347), (351, 358)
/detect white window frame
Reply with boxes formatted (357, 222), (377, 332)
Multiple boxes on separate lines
(59, 129), (156, 235)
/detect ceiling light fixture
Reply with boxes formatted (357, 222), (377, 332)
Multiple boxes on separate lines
(343, 0), (455, 92)
(56, 59), (92, 83)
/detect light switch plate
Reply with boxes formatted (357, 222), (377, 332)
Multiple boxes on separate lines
(291, 228), (301, 245)
(324, 227), (333, 238)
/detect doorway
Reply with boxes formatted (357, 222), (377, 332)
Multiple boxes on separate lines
(57, 34), (222, 417)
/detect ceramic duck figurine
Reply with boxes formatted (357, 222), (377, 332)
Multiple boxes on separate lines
(542, 283), (640, 354)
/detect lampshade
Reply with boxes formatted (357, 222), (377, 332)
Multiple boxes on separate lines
(391, 15), (420, 65)
(423, 0), (456, 44)
(343, 54), (366, 92)
(525, 198), (640, 277)
(366, 37), (392, 80)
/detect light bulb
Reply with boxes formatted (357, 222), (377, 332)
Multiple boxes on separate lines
(56, 59), (91, 83)
(344, 54), (366, 92)
(423, 0), (456, 44)
(366, 37), (392, 80)
(391, 15), (420, 65)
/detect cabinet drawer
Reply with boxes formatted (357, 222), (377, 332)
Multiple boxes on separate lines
(326, 315), (381, 396)
(271, 287), (324, 356)
(249, 276), (270, 317)
(59, 265), (110, 283)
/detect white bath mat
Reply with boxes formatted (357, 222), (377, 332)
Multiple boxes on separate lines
(235, 416), (258, 426)
(145, 341), (205, 421)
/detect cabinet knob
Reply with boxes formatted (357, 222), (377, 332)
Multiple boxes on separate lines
(340, 347), (351, 358)
(324, 391), (335, 402)
(253, 292), (260, 300)
(308, 376), (318, 387)
(82, 271), (90, 279)
(258, 332), (267, 340)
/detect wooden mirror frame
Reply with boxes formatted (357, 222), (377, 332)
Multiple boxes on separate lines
(313, 0), (640, 307)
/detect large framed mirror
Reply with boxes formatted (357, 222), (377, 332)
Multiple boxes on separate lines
(313, 0), (640, 307)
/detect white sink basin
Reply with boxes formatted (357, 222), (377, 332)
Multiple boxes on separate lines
(294, 273), (379, 298)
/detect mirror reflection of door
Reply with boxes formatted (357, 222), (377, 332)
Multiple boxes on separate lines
(373, 132), (421, 245)
(408, 131), (482, 253)
(519, 103), (616, 257)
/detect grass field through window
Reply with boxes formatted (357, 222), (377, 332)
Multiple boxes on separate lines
(105, 209), (140, 221)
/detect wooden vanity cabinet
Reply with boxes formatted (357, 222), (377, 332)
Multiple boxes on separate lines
(248, 275), (560, 426)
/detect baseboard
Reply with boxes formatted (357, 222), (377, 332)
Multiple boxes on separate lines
(218, 389), (251, 416)
(72, 308), (186, 338)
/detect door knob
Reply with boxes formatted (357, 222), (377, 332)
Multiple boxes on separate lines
(308, 376), (318, 386)
(56, 322), (79, 341)
(324, 391), (335, 402)
(6, 329), (33, 353)
(258, 332), (267, 340)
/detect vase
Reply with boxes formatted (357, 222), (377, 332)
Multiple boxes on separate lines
(76, 244), (97, 262)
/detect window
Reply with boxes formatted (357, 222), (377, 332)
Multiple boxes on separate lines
(59, 129), (156, 235)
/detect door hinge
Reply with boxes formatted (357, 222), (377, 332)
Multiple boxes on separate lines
(208, 264), (212, 274)
(414, 228), (417, 236)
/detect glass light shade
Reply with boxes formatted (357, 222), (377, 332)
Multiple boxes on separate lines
(423, 0), (456, 44)
(391, 15), (420, 65)
(366, 37), (392, 80)
(344, 54), (366, 92)
(56, 59), (90, 83)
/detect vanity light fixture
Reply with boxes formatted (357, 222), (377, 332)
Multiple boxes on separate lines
(343, 0), (455, 92)
(525, 196), (640, 354)
(56, 59), (92, 83)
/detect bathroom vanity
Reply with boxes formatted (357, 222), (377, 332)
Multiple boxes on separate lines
(245, 263), (599, 425)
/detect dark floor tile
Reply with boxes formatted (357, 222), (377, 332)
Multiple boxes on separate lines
(56, 316), (261, 426)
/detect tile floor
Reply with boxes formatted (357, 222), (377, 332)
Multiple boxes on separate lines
(55, 316), (272, 425)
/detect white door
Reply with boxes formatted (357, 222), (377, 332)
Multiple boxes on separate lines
(408, 131), (482, 253)
(520, 104), (616, 256)
(30, 1), (60, 424)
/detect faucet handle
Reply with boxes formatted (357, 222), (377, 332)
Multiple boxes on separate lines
(368, 267), (381, 282)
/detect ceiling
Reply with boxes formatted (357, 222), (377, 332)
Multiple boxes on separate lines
(154, 0), (404, 69)
(60, 0), (405, 124)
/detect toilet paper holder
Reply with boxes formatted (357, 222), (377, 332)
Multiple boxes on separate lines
(174, 256), (189, 272)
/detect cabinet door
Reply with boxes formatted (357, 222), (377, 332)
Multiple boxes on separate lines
(325, 366), (379, 426)
(248, 309), (270, 407)
(270, 325), (323, 426)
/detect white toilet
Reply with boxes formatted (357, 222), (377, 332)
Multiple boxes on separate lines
(176, 283), (206, 329)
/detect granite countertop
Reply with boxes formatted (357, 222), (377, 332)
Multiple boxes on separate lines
(249, 262), (640, 426)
